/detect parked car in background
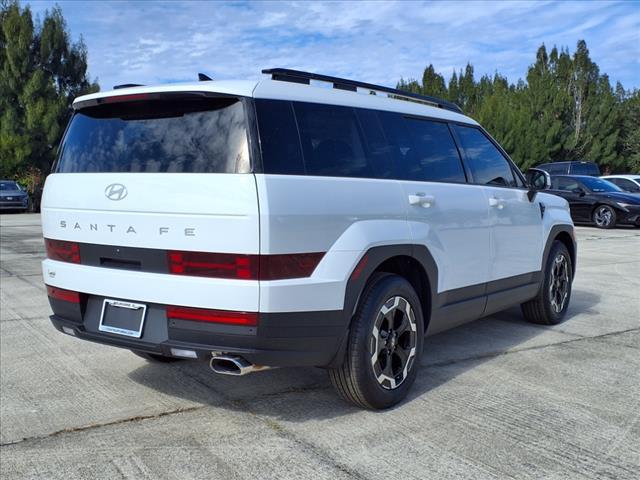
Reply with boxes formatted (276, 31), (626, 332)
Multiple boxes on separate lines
(601, 175), (640, 193)
(544, 174), (640, 228)
(536, 161), (600, 176)
(0, 180), (30, 212)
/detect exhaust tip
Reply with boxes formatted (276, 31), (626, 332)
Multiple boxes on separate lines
(209, 355), (273, 376)
(210, 357), (243, 376)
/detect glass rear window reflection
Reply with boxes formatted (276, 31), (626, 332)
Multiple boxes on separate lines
(56, 97), (250, 173)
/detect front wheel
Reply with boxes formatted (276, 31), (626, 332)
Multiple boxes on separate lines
(329, 273), (424, 409)
(521, 240), (573, 325)
(593, 205), (617, 229)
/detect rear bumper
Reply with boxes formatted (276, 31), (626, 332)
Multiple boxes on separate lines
(49, 297), (348, 368)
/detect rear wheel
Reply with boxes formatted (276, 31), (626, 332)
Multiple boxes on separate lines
(131, 350), (182, 363)
(521, 241), (572, 325)
(329, 273), (424, 409)
(593, 205), (616, 229)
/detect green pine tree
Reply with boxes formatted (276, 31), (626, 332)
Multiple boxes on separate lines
(0, 0), (99, 186)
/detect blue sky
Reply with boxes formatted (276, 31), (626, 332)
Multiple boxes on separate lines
(28, 0), (640, 91)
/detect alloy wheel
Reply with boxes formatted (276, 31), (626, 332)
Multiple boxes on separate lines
(548, 254), (570, 314)
(594, 206), (613, 227)
(369, 296), (417, 390)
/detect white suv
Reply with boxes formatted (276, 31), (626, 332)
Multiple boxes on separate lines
(42, 69), (576, 409)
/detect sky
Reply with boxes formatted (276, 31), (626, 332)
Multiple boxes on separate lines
(27, 0), (640, 91)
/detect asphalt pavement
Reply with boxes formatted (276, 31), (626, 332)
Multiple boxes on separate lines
(1, 213), (638, 479)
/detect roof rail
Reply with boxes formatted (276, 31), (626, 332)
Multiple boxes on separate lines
(262, 68), (463, 114)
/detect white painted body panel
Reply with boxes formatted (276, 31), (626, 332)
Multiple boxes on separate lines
(41, 173), (259, 253)
(398, 181), (492, 291)
(482, 186), (544, 281)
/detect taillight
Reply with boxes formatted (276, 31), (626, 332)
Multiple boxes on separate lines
(168, 251), (258, 279)
(259, 253), (325, 280)
(45, 239), (81, 264)
(46, 285), (81, 303)
(167, 306), (258, 326)
(167, 251), (324, 280)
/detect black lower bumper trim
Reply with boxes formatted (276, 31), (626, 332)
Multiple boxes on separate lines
(50, 307), (347, 368)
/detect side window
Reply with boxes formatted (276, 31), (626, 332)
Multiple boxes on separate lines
(354, 109), (395, 179)
(552, 177), (579, 191)
(384, 116), (465, 183)
(293, 102), (370, 178)
(453, 125), (517, 187)
(255, 100), (305, 175)
(547, 164), (566, 175)
(614, 178), (640, 192)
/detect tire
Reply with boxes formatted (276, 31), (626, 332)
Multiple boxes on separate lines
(329, 273), (424, 409)
(592, 204), (617, 229)
(131, 350), (182, 363)
(521, 241), (573, 325)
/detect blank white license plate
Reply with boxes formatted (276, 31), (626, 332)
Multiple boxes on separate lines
(98, 299), (147, 338)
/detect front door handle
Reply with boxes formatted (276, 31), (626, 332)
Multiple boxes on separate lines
(489, 197), (506, 209)
(408, 193), (435, 208)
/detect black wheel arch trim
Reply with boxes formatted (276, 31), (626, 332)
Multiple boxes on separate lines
(325, 244), (438, 368)
(543, 224), (576, 277)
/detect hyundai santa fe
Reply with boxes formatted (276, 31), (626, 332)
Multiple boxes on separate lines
(42, 68), (576, 409)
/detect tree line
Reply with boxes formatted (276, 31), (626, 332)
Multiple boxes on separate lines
(0, 0), (98, 193)
(1, 1), (638, 198)
(398, 40), (639, 173)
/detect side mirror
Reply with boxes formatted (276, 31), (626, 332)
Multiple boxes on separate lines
(526, 169), (550, 202)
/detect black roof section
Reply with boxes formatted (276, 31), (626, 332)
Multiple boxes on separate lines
(262, 68), (463, 114)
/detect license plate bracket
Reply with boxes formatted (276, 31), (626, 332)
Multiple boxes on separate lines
(98, 299), (147, 338)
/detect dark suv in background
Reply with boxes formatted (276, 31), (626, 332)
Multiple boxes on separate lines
(0, 180), (30, 212)
(536, 161), (600, 176)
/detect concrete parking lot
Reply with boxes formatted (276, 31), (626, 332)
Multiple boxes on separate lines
(1, 213), (638, 479)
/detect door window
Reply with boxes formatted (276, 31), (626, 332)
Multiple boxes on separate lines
(452, 126), (517, 187)
(293, 102), (371, 178)
(551, 177), (580, 191)
(386, 116), (466, 183)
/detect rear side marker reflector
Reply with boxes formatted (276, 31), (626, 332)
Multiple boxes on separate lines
(167, 306), (258, 326)
(167, 251), (324, 280)
(45, 239), (81, 264)
(47, 285), (81, 303)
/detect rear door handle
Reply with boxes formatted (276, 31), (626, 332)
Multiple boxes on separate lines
(489, 197), (506, 209)
(408, 193), (435, 208)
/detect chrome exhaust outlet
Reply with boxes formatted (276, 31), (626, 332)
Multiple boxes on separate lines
(209, 354), (273, 376)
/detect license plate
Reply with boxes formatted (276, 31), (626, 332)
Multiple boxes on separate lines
(98, 299), (147, 338)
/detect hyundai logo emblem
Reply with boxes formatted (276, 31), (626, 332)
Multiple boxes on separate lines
(104, 183), (128, 201)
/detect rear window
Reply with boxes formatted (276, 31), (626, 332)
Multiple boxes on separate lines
(570, 162), (600, 176)
(56, 97), (250, 173)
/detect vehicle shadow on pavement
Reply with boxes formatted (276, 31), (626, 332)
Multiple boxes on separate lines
(128, 288), (600, 421)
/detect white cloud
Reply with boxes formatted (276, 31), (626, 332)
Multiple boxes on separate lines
(27, 0), (640, 90)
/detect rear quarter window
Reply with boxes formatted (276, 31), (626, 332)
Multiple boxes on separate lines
(56, 97), (250, 173)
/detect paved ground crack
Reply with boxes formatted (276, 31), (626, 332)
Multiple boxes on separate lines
(0, 405), (205, 448)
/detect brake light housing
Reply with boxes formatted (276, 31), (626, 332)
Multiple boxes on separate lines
(167, 251), (324, 280)
(45, 239), (81, 264)
(46, 285), (81, 303)
(167, 305), (258, 326)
